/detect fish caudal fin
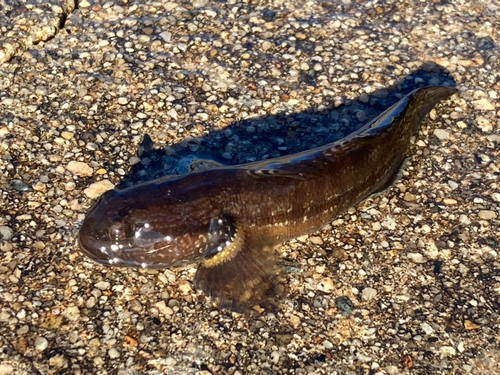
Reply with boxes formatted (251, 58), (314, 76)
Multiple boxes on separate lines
(194, 223), (279, 312)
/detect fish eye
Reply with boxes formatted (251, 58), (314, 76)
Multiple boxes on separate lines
(108, 221), (133, 242)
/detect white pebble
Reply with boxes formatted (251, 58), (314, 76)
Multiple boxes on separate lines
(476, 116), (493, 132)
(491, 193), (500, 202)
(66, 161), (93, 177)
(108, 348), (120, 358)
(473, 98), (494, 110)
(478, 210), (497, 220)
(0, 226), (13, 241)
(95, 281), (110, 290)
(35, 336), (49, 351)
(420, 322), (434, 334)
(407, 253), (426, 263)
(448, 180), (458, 190)
(362, 287), (378, 301)
(63, 306), (80, 321)
(83, 180), (115, 199)
(440, 346), (456, 356)
(434, 129), (449, 140)
(0, 364), (14, 375)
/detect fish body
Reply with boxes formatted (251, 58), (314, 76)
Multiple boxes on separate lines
(79, 86), (457, 310)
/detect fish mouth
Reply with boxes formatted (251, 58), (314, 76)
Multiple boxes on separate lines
(78, 230), (185, 269)
(77, 231), (138, 267)
(77, 232), (117, 265)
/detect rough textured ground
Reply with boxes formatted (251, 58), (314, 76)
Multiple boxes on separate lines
(0, 0), (499, 374)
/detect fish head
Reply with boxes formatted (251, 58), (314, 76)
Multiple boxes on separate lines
(78, 186), (213, 269)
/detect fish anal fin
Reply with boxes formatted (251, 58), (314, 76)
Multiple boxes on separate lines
(369, 157), (410, 199)
(194, 233), (279, 313)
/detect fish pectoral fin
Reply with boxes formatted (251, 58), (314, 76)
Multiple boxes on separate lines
(194, 226), (279, 312)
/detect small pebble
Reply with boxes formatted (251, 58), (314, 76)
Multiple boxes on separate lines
(95, 281), (110, 290)
(86, 296), (97, 308)
(165, 357), (177, 366)
(155, 301), (174, 316)
(473, 98), (495, 111)
(476, 116), (493, 132)
(178, 280), (192, 294)
(35, 336), (49, 352)
(289, 315), (301, 329)
(108, 348), (120, 359)
(464, 320), (480, 330)
(8, 180), (33, 192)
(459, 214), (471, 224)
(434, 129), (450, 140)
(316, 277), (334, 293)
(309, 236), (323, 245)
(407, 253), (426, 263)
(61, 131), (74, 140)
(63, 306), (80, 321)
(356, 110), (367, 121)
(420, 322), (434, 335)
(322, 340), (333, 350)
(0, 365), (14, 375)
(404, 192), (416, 201)
(262, 41), (272, 51)
(83, 180), (115, 199)
(336, 296), (355, 317)
(362, 287), (378, 301)
(440, 346), (456, 356)
(66, 161), (93, 177)
(0, 226), (13, 241)
(478, 210), (497, 220)
(160, 32), (172, 42)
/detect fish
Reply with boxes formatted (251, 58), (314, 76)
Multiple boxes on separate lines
(78, 86), (457, 311)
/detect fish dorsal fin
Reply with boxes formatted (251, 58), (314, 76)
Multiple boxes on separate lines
(246, 167), (308, 180)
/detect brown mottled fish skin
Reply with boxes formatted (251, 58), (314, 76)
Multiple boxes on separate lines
(78, 86), (457, 311)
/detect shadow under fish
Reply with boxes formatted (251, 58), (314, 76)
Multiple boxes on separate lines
(78, 86), (458, 312)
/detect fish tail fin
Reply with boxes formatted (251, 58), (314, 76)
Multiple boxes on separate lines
(408, 86), (458, 133)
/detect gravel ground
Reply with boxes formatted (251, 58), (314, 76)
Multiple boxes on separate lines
(0, 0), (499, 374)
